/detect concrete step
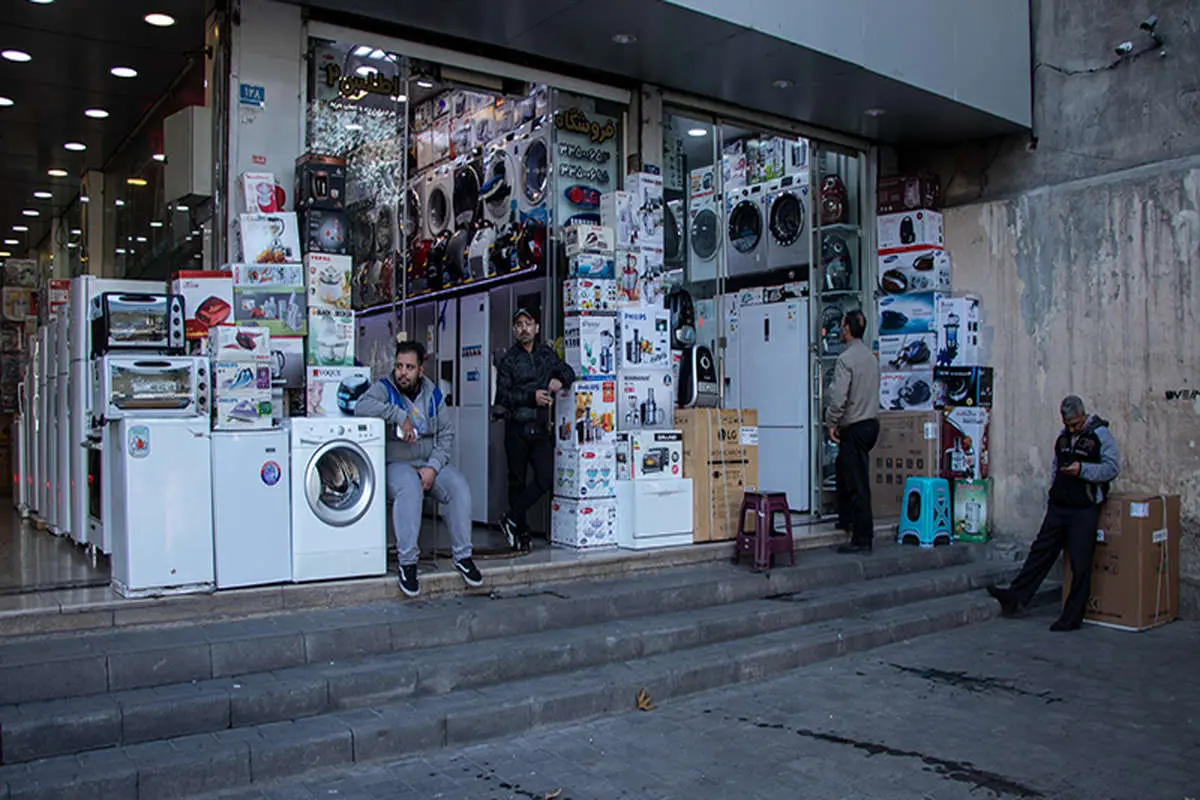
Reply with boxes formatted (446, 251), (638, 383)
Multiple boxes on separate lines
(0, 584), (1056, 800)
(0, 542), (972, 707)
(0, 558), (1016, 766)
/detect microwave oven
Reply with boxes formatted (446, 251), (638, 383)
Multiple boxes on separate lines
(92, 356), (210, 423)
(90, 293), (186, 357)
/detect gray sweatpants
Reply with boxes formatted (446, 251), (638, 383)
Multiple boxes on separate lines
(386, 461), (473, 567)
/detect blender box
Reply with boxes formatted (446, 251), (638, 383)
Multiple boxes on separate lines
(935, 296), (982, 367)
(952, 478), (992, 543)
(553, 445), (617, 499)
(877, 209), (944, 253)
(623, 172), (664, 250)
(934, 366), (994, 409)
(567, 253), (615, 280)
(551, 497), (618, 550)
(306, 366), (372, 418)
(878, 249), (952, 295)
(294, 153), (347, 211)
(564, 314), (617, 378)
(615, 249), (666, 307)
(299, 208), (350, 256)
(617, 368), (675, 431)
(880, 369), (935, 412)
(232, 265), (307, 337)
(208, 326), (270, 359)
(214, 356), (273, 394)
(941, 407), (990, 481)
(306, 307), (355, 367)
(171, 270), (233, 341)
(214, 392), (274, 431)
(563, 278), (618, 314)
(630, 430), (684, 480)
(563, 224), (615, 257)
(599, 191), (636, 250)
(554, 378), (617, 450)
(879, 333), (936, 372)
(877, 291), (942, 337)
(616, 305), (670, 370)
(241, 171), (283, 214)
(269, 336), (305, 389)
(239, 213), (303, 265)
(305, 253), (352, 310)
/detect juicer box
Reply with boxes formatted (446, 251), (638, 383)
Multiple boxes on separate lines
(616, 305), (670, 370)
(615, 249), (666, 307)
(877, 209), (944, 253)
(306, 307), (355, 367)
(554, 378), (617, 450)
(878, 249), (951, 295)
(305, 253), (352, 310)
(238, 212), (303, 265)
(629, 429), (684, 480)
(940, 407), (990, 481)
(553, 445), (617, 499)
(306, 366), (372, 418)
(231, 264), (307, 337)
(616, 368), (675, 431)
(171, 270), (233, 341)
(563, 278), (618, 314)
(551, 497), (618, 550)
(563, 314), (617, 378)
(208, 325), (270, 359)
(601, 178), (663, 252)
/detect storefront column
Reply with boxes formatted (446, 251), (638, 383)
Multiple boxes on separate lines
(636, 85), (664, 174)
(49, 216), (69, 280)
(80, 170), (108, 278)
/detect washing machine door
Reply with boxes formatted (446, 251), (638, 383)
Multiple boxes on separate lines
(728, 198), (763, 254)
(304, 440), (376, 527)
(428, 182), (451, 236)
(522, 136), (549, 206)
(769, 190), (806, 247)
(664, 200), (684, 267)
(481, 151), (512, 222)
(690, 208), (719, 262)
(401, 186), (421, 242)
(453, 163), (481, 228)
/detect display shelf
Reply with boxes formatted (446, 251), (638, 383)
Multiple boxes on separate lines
(356, 263), (545, 317)
(817, 223), (862, 236)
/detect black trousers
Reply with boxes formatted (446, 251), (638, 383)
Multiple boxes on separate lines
(1010, 503), (1101, 625)
(505, 422), (554, 530)
(835, 418), (880, 544)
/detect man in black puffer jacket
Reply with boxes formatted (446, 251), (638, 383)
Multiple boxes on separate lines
(988, 395), (1121, 631)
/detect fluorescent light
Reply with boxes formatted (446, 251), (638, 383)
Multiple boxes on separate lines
(29, 0), (55, 4)
(415, 80), (434, 89)
(174, 205), (189, 212)
(3, 240), (17, 246)
(70, 228), (81, 235)
(67, 243), (77, 249)
(150, 221), (163, 228)
(396, 94), (408, 103)
(21, 209), (38, 217)
(353, 45), (373, 57)
(33, 191), (52, 199)
(84, 108), (109, 119)
(144, 13), (175, 26)
(152, 153), (165, 162)
(114, 199), (125, 207)
(369, 49), (385, 60)
(64, 142), (86, 151)
(0, 252), (11, 258)
(136, 236), (147, 243)
(79, 195), (89, 203)
(0, 97), (12, 107)
(115, 248), (126, 255)
(47, 169), (68, 177)
(110, 66), (137, 78)
(12, 225), (28, 232)
(126, 177), (148, 187)
(687, 127), (708, 137)
(2, 50), (32, 63)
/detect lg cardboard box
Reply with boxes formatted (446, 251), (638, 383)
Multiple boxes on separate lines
(1062, 494), (1180, 631)
(871, 411), (940, 518)
(676, 408), (760, 542)
(692, 461), (757, 542)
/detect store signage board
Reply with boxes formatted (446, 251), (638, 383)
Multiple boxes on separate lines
(323, 64), (402, 101)
(553, 97), (620, 230)
(239, 83), (266, 108)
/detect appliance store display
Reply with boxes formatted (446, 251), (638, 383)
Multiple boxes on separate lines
(307, 307), (355, 366)
(880, 369), (935, 411)
(211, 429), (292, 588)
(307, 366), (373, 418)
(554, 445), (617, 499)
(90, 293), (186, 357)
(616, 305), (670, 370)
(934, 366), (994, 409)
(615, 249), (665, 307)
(551, 497), (618, 550)
(935, 296), (981, 367)
(878, 249), (951, 295)
(563, 278), (618, 314)
(171, 271), (233, 341)
(941, 407), (990, 481)
(92, 355), (211, 424)
(877, 209), (944, 252)
(877, 291), (941, 337)
(616, 478), (694, 550)
(725, 185), (767, 276)
(563, 314), (616, 378)
(555, 378), (617, 449)
(232, 265), (307, 336)
(213, 353), (274, 432)
(240, 213), (304, 264)
(617, 368), (674, 431)
(628, 429), (683, 480)
(765, 174), (810, 270)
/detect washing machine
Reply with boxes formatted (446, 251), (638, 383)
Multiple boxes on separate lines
(687, 166), (720, 282)
(725, 184), (766, 277)
(400, 179), (422, 244)
(286, 416), (387, 582)
(420, 165), (454, 241)
(480, 135), (516, 227)
(510, 120), (551, 224)
(765, 175), (810, 270)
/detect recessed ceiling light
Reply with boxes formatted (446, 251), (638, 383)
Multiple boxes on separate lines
(70, 228), (81, 235)
(396, 94), (408, 103)
(114, 199), (125, 207)
(21, 209), (38, 217)
(864, 107), (887, 117)
(67, 242), (77, 249)
(111, 66), (138, 78)
(353, 45), (373, 57)
(115, 248), (126, 255)
(152, 153), (166, 162)
(144, 13), (175, 27)
(64, 142), (86, 151)
(2, 50), (32, 63)
(0, 97), (13, 107)
(150, 221), (163, 228)
(136, 236), (147, 243)
(611, 33), (636, 45)
(174, 205), (189, 212)
(415, 79), (435, 89)
(344, 123), (363, 131)
(33, 191), (52, 199)
(12, 225), (28, 232)
(47, 169), (68, 177)
(687, 127), (708, 137)
(193, 253), (202, 259)
(772, 79), (793, 89)
(126, 177), (148, 187)
(79, 195), (89, 203)
(354, 65), (377, 77)
(29, 0), (55, 5)
(85, 108), (109, 119)
(3, 240), (17, 246)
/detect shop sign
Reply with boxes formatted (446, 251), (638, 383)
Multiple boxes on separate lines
(323, 64), (402, 101)
(554, 108), (617, 145)
(239, 83), (266, 108)
(553, 102), (620, 229)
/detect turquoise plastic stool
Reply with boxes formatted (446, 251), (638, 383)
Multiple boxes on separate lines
(896, 477), (953, 547)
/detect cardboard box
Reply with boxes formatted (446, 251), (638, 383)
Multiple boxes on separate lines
(615, 249), (666, 307)
(935, 296), (982, 367)
(294, 153), (347, 211)
(563, 278), (617, 314)
(242, 171), (283, 214)
(692, 461), (758, 542)
(270, 336), (305, 389)
(307, 307), (355, 366)
(870, 411), (940, 518)
(676, 408), (759, 466)
(231, 264), (307, 336)
(239, 213), (302, 264)
(880, 369), (935, 411)
(299, 208), (350, 256)
(214, 357), (273, 394)
(877, 175), (942, 215)
(613, 432), (631, 480)
(171, 271), (234, 340)
(551, 497), (618, 549)
(563, 225), (615, 257)
(553, 445), (617, 499)
(935, 366), (994, 409)
(616, 305), (670, 370)
(566, 253), (615, 280)
(563, 314), (617, 378)
(879, 333), (936, 372)
(940, 407), (990, 481)
(554, 378), (617, 450)
(2, 259), (38, 288)
(878, 291), (942, 337)
(208, 325), (270, 359)
(623, 172), (664, 250)
(630, 430), (684, 480)
(306, 366), (372, 418)
(877, 209), (944, 252)
(1062, 494), (1180, 631)
(617, 368), (675, 431)
(214, 393), (274, 431)
(952, 478), (992, 542)
(878, 249), (951, 295)
(305, 253), (353, 310)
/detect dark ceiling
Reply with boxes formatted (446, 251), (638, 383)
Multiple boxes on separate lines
(0, 0), (207, 258)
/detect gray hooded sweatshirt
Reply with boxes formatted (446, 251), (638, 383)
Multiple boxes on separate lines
(354, 375), (454, 472)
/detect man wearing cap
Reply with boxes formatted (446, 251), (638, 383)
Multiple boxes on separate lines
(496, 308), (576, 552)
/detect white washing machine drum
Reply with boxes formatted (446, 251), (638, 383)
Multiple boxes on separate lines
(690, 208), (719, 261)
(769, 191), (806, 247)
(428, 182), (451, 236)
(728, 199), (763, 254)
(306, 440), (377, 527)
(522, 137), (550, 206)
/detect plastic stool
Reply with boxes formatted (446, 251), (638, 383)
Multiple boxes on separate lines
(733, 491), (796, 570)
(896, 477), (953, 547)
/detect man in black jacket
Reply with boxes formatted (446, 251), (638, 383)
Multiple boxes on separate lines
(987, 395), (1121, 631)
(496, 308), (575, 552)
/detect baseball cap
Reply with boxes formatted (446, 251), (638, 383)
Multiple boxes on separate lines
(512, 308), (538, 323)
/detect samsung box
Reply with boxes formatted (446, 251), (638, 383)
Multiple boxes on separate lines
(935, 366), (994, 409)
(878, 249), (951, 295)
(952, 478), (992, 543)
(940, 407), (990, 481)
(171, 270), (233, 341)
(629, 430), (684, 480)
(880, 370), (935, 412)
(306, 366), (372, 418)
(616, 305), (671, 370)
(877, 209), (944, 253)
(563, 314), (617, 378)
(935, 296), (982, 367)
(563, 278), (618, 314)
(879, 333), (936, 372)
(551, 497), (618, 550)
(878, 291), (942, 337)
(617, 368), (675, 431)
(554, 378), (617, 450)
(553, 445), (617, 499)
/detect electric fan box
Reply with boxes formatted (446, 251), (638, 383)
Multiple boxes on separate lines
(877, 209), (944, 253)
(563, 314), (617, 378)
(615, 305), (671, 370)
(935, 296), (982, 367)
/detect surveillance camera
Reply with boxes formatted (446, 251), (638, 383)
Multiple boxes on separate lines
(1140, 15), (1158, 32)
(1115, 41), (1134, 56)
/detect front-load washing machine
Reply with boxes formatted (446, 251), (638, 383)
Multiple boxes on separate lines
(511, 120), (551, 224)
(286, 416), (386, 582)
(420, 165), (454, 241)
(400, 179), (422, 244)
(726, 184), (766, 277)
(687, 166), (720, 282)
(765, 175), (810, 270)
(480, 135), (516, 227)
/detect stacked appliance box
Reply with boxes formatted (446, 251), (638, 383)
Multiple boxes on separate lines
(209, 325), (273, 431)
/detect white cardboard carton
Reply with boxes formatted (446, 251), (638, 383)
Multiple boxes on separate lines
(214, 392), (273, 431)
(617, 368), (675, 431)
(553, 445), (617, 499)
(554, 377), (617, 450)
(564, 314), (617, 378)
(239, 212), (302, 264)
(878, 249), (951, 295)
(563, 278), (618, 314)
(551, 497), (618, 549)
(877, 210), (944, 253)
(563, 225), (615, 257)
(305, 253), (353, 310)
(935, 296), (982, 367)
(306, 366), (372, 418)
(880, 369), (935, 412)
(208, 325), (271, 360)
(629, 429), (684, 480)
(171, 270), (233, 341)
(616, 305), (670, 370)
(879, 333), (937, 372)
(306, 307), (355, 366)
(615, 249), (666, 307)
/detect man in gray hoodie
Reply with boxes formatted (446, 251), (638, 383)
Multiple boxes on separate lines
(355, 340), (482, 597)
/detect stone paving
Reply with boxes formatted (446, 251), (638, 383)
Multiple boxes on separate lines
(210, 607), (1199, 800)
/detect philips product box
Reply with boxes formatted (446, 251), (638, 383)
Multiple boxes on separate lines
(629, 430), (684, 480)
(877, 209), (944, 253)
(306, 366), (372, 418)
(208, 325), (270, 360)
(563, 224), (615, 257)
(567, 253), (615, 280)
(564, 314), (617, 378)
(269, 336), (305, 389)
(554, 378), (617, 450)
(617, 368), (675, 431)
(295, 153), (347, 211)
(242, 172), (283, 214)
(214, 392), (273, 431)
(171, 270), (233, 341)
(563, 278), (618, 314)
(305, 253), (353, 310)
(934, 366), (994, 409)
(879, 333), (936, 372)
(880, 369), (935, 412)
(551, 497), (618, 550)
(952, 478), (992, 543)
(878, 249), (952, 295)
(299, 208), (350, 256)
(306, 307), (355, 366)
(877, 291), (942, 337)
(214, 356), (273, 395)
(616, 305), (670, 370)
(553, 445), (617, 499)
(935, 296), (982, 367)
(615, 249), (666, 307)
(941, 407), (990, 481)
(239, 213), (303, 264)
(231, 264), (307, 337)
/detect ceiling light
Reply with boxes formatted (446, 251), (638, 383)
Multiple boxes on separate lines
(193, 254), (202, 259)
(144, 13), (175, 27)
(126, 177), (148, 187)
(114, 199), (125, 207)
(354, 65), (377, 77)
(396, 94), (408, 103)
(33, 191), (52, 199)
(174, 205), (188, 212)
(111, 66), (138, 78)
(47, 169), (68, 177)
(415, 79), (434, 89)
(2, 50), (32, 63)
(29, 0), (56, 4)
(152, 153), (165, 162)
(21, 209), (38, 217)
(772, 79), (793, 89)
(687, 127), (708, 137)
(115, 248), (126, 255)
(0, 97), (13, 107)
(0, 252), (11, 259)
(136, 236), (147, 243)
(369, 49), (385, 60)
(70, 228), (81, 235)
(79, 195), (89, 203)
(67, 243), (77, 249)
(3, 240), (16, 246)
(12, 225), (28, 232)
(353, 45), (373, 57)
(150, 221), (163, 228)
(611, 33), (636, 45)
(64, 142), (86, 151)
(85, 108), (109, 119)
(344, 123), (363, 131)
(864, 107), (887, 117)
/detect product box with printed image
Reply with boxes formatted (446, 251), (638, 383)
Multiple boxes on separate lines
(551, 497), (618, 550)
(294, 153), (347, 211)
(553, 445), (617, 499)
(306, 366), (372, 418)
(239, 213), (303, 265)
(879, 333), (937, 372)
(554, 378), (617, 450)
(877, 291), (942, 337)
(214, 393), (274, 431)
(614, 249), (666, 307)
(307, 307), (355, 366)
(630, 430), (683, 480)
(623, 172), (664, 250)
(870, 411), (940, 517)
(877, 209), (944, 253)
(563, 314), (617, 378)
(613, 431), (631, 480)
(616, 305), (670, 370)
(214, 356), (273, 395)
(171, 270), (233, 341)
(299, 208), (349, 256)
(208, 325), (270, 359)
(563, 278), (617, 314)
(269, 336), (305, 388)
(617, 368), (674, 431)
(940, 407), (990, 481)
(935, 296), (982, 367)
(563, 224), (615, 258)
(305, 253), (353, 310)
(232, 265), (307, 337)
(878, 249), (951, 295)
(934, 366), (994, 409)
(880, 370), (935, 411)
(952, 478), (992, 543)
(567, 253), (615, 280)
(2, 258), (38, 288)
(676, 408), (759, 468)
(242, 172), (284, 214)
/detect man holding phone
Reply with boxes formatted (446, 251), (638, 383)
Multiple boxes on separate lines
(987, 395), (1121, 631)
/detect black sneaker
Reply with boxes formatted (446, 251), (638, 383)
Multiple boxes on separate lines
(454, 557), (483, 587)
(500, 514), (521, 551)
(397, 564), (420, 598)
(517, 530), (533, 553)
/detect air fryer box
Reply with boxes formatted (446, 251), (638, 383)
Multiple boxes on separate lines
(934, 366), (994, 408)
(306, 365), (371, 418)
(554, 378), (617, 451)
(877, 249), (951, 295)
(877, 291), (942, 337)
(940, 407), (990, 481)
(616, 305), (670, 370)
(299, 208), (350, 255)
(172, 270), (234, 341)
(877, 209), (944, 253)
(616, 368), (675, 431)
(880, 370), (935, 412)
(239, 213), (303, 264)
(879, 333), (937, 372)
(630, 430), (683, 480)
(294, 153), (347, 211)
(553, 445), (617, 499)
(564, 314), (617, 379)
(935, 296), (981, 367)
(551, 497), (618, 550)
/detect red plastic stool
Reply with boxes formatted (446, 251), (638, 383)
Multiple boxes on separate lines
(733, 491), (795, 571)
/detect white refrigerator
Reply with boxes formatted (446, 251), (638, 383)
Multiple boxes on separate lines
(211, 430), (292, 588)
(458, 293), (491, 523)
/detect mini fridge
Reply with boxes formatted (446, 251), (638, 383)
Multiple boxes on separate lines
(211, 429), (291, 588)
